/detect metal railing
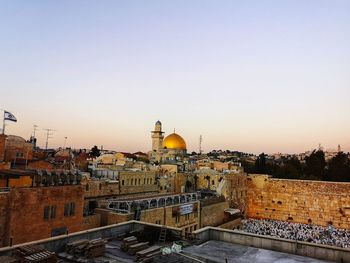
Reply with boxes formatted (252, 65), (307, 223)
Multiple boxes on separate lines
(0, 187), (10, 193)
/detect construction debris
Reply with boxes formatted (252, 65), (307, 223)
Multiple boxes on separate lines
(65, 238), (106, 258)
(14, 245), (57, 263)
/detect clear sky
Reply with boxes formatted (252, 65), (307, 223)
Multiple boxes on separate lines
(0, 0), (349, 154)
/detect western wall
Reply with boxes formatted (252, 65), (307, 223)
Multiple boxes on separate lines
(245, 174), (350, 229)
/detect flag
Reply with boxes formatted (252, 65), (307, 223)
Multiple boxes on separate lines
(4, 111), (17, 122)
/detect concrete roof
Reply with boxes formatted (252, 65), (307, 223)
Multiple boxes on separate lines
(183, 240), (332, 263)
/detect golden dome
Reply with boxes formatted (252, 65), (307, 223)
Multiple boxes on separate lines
(163, 133), (187, 150)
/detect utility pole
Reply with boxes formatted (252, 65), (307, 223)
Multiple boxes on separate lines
(64, 137), (67, 149)
(43, 128), (56, 150)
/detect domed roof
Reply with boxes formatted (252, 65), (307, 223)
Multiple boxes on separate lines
(163, 133), (187, 150)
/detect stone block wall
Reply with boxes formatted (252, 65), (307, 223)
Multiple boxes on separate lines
(0, 193), (9, 247)
(0, 135), (5, 162)
(200, 201), (229, 227)
(2, 185), (84, 246)
(246, 174), (350, 229)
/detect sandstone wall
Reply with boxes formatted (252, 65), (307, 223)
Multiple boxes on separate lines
(0, 135), (5, 162)
(246, 174), (350, 229)
(82, 214), (101, 230)
(0, 193), (9, 247)
(4, 185), (84, 246)
(200, 201), (229, 227)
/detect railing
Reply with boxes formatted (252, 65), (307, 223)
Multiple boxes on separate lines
(0, 187), (10, 192)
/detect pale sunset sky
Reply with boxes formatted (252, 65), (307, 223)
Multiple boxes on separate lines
(0, 1), (349, 154)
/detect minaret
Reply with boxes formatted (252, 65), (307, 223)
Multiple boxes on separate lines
(151, 120), (164, 152)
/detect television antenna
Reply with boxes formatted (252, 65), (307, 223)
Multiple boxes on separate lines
(43, 128), (56, 150)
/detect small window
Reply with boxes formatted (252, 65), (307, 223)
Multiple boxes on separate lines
(51, 205), (57, 219)
(64, 202), (75, 217)
(86, 184), (89, 191)
(99, 184), (102, 190)
(138, 178), (141, 185)
(44, 206), (50, 220)
(122, 180), (124, 186)
(175, 215), (180, 223)
(70, 202), (75, 216)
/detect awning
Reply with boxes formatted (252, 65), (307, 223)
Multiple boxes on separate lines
(224, 208), (240, 215)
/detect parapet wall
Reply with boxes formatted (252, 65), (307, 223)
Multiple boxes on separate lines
(246, 174), (350, 229)
(193, 227), (350, 263)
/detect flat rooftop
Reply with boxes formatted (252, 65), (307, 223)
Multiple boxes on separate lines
(183, 240), (332, 263)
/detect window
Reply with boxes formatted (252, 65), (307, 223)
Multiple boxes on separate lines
(64, 202), (75, 217)
(144, 178), (146, 184)
(175, 215), (180, 223)
(99, 184), (102, 190)
(122, 180), (124, 186)
(44, 205), (56, 220)
(85, 184), (89, 191)
(131, 178), (133, 185)
(138, 178), (141, 185)
(51, 205), (57, 219)
(185, 214), (190, 220)
(44, 206), (50, 220)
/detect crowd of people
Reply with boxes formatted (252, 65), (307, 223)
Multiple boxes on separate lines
(242, 219), (350, 248)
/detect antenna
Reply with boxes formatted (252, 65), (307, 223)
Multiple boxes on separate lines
(199, 135), (203, 155)
(43, 128), (56, 150)
(32, 124), (38, 138)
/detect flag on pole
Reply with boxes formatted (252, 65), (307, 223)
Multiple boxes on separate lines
(4, 111), (17, 122)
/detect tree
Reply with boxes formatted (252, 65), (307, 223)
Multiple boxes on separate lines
(255, 153), (267, 174)
(304, 150), (326, 180)
(326, 152), (350, 182)
(90, 145), (100, 158)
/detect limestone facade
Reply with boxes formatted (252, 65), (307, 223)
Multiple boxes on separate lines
(0, 185), (84, 246)
(246, 174), (350, 229)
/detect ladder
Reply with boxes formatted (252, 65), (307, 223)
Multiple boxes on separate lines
(158, 226), (167, 243)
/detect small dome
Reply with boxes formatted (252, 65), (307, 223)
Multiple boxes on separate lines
(156, 120), (162, 125)
(163, 133), (186, 150)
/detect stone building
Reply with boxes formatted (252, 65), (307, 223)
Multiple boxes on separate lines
(149, 121), (187, 163)
(0, 135), (33, 166)
(0, 184), (84, 247)
(100, 192), (200, 236)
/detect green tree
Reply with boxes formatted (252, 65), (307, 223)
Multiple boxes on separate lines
(304, 150), (326, 180)
(255, 153), (267, 174)
(90, 145), (100, 158)
(326, 152), (350, 182)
